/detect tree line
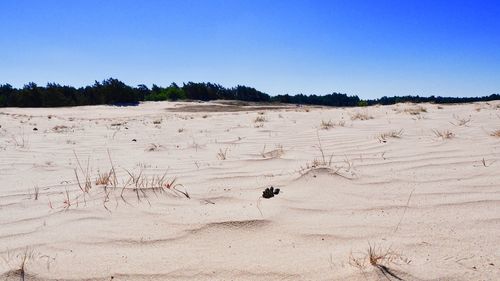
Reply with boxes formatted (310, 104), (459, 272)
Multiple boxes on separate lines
(0, 78), (498, 107)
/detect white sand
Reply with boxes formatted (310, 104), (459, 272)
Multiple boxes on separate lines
(0, 101), (499, 280)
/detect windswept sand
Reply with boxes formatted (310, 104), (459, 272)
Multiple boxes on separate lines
(0, 101), (499, 280)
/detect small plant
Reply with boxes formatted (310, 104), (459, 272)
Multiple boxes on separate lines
(378, 129), (404, 142)
(433, 129), (454, 139)
(320, 120), (334, 130)
(178, 128), (185, 133)
(73, 151), (92, 193)
(348, 243), (410, 278)
(121, 169), (189, 202)
(450, 114), (471, 126)
(33, 186), (39, 200)
(254, 116), (266, 123)
(490, 129), (500, 137)
(260, 144), (284, 159)
(217, 147), (229, 160)
(2, 248), (34, 280)
(110, 122), (126, 127)
(350, 112), (373, 121)
(146, 143), (163, 152)
(402, 105), (427, 115)
(299, 133), (356, 179)
(96, 169), (114, 186)
(479, 157), (494, 167)
(11, 132), (29, 149)
(152, 119), (162, 125)
(299, 133), (335, 174)
(62, 188), (71, 210)
(52, 125), (69, 132)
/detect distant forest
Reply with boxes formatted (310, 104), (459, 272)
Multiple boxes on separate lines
(1, 78), (499, 107)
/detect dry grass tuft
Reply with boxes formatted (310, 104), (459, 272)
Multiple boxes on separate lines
(490, 130), (500, 137)
(11, 133), (29, 149)
(351, 112), (373, 121)
(348, 243), (411, 279)
(122, 169), (189, 202)
(433, 129), (454, 139)
(217, 147), (229, 160)
(96, 169), (114, 186)
(260, 144), (284, 159)
(378, 129), (404, 142)
(73, 151), (92, 193)
(299, 132), (355, 178)
(2, 248), (34, 281)
(254, 116), (267, 123)
(110, 122), (126, 127)
(32, 186), (39, 200)
(320, 120), (334, 130)
(450, 114), (471, 127)
(402, 105), (427, 115)
(146, 143), (163, 152)
(52, 125), (69, 132)
(320, 119), (345, 130)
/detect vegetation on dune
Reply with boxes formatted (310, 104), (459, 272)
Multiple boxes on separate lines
(0, 78), (498, 107)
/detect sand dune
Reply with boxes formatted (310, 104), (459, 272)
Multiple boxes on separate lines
(0, 101), (499, 280)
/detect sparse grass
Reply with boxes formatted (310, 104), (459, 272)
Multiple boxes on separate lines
(152, 119), (162, 125)
(73, 151), (92, 193)
(146, 143), (163, 151)
(33, 186), (39, 200)
(122, 169), (189, 203)
(480, 157), (492, 167)
(254, 116), (266, 123)
(52, 125), (69, 132)
(298, 132), (354, 178)
(320, 119), (346, 129)
(378, 129), (404, 142)
(350, 112), (373, 121)
(62, 188), (71, 209)
(368, 244), (396, 267)
(96, 169), (114, 186)
(65, 151), (190, 210)
(217, 147), (229, 160)
(433, 129), (454, 139)
(2, 248), (34, 281)
(320, 120), (334, 130)
(402, 105), (427, 115)
(490, 129), (500, 137)
(11, 133), (29, 149)
(450, 114), (471, 127)
(260, 144), (284, 159)
(348, 243), (410, 278)
(110, 122), (126, 127)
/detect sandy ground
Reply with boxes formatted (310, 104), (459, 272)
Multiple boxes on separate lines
(0, 101), (499, 280)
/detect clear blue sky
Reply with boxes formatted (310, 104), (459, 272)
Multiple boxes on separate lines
(1, 0), (499, 98)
